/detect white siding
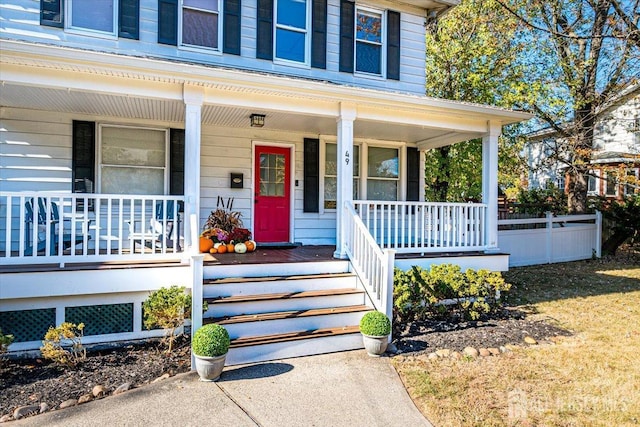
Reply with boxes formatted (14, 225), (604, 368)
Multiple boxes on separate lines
(1, 0), (427, 95)
(593, 93), (640, 154)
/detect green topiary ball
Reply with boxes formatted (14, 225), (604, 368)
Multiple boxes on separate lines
(359, 311), (391, 336)
(192, 324), (230, 357)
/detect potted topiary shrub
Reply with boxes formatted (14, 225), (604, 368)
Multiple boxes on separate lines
(359, 311), (391, 357)
(192, 324), (230, 381)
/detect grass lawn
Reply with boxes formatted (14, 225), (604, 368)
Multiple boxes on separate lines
(393, 252), (640, 426)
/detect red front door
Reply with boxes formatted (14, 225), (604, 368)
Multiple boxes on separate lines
(254, 145), (291, 243)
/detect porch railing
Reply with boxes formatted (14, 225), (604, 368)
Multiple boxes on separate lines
(1, 192), (185, 265)
(353, 201), (488, 254)
(343, 202), (395, 321)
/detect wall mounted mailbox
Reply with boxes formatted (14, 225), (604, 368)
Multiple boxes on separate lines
(230, 173), (243, 188)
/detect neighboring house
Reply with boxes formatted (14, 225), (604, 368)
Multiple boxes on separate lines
(0, 0), (530, 362)
(526, 84), (640, 200)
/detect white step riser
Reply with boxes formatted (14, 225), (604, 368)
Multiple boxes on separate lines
(207, 293), (366, 317)
(204, 276), (357, 298)
(221, 311), (368, 339)
(226, 333), (364, 366)
(204, 261), (350, 280)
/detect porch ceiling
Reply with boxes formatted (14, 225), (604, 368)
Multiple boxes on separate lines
(0, 82), (463, 144)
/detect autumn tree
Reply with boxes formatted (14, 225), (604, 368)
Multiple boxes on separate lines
(424, 0), (531, 202)
(496, 0), (640, 213)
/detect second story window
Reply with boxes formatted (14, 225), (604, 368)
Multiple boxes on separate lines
(274, 0), (310, 64)
(68, 0), (117, 36)
(355, 8), (383, 75)
(181, 0), (221, 50)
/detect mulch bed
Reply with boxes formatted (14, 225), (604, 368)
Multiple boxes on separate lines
(393, 309), (572, 354)
(0, 311), (572, 422)
(0, 335), (191, 421)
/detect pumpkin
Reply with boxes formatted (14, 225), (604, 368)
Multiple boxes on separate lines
(245, 240), (256, 252)
(209, 247), (218, 254)
(217, 244), (228, 254)
(199, 237), (213, 253)
(226, 243), (235, 253)
(234, 242), (247, 254)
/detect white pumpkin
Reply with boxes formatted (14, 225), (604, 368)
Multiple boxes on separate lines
(234, 242), (247, 254)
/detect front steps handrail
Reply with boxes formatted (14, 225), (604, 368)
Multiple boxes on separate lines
(343, 201), (395, 321)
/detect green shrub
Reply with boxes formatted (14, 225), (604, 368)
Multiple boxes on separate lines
(393, 264), (512, 322)
(0, 328), (14, 356)
(40, 322), (86, 366)
(192, 324), (230, 357)
(359, 311), (391, 336)
(143, 286), (192, 352)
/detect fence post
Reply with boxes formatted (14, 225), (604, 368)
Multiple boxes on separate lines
(595, 210), (602, 258)
(382, 249), (396, 341)
(545, 211), (553, 264)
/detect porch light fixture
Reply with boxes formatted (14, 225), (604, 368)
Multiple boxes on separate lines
(250, 114), (266, 127)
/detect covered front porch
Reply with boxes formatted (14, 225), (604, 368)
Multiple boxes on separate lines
(0, 41), (530, 269)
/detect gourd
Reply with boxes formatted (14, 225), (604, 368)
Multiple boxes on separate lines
(199, 237), (213, 253)
(234, 242), (247, 253)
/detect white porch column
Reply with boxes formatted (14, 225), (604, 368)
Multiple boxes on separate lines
(334, 103), (357, 259)
(183, 85), (204, 251)
(482, 121), (500, 252)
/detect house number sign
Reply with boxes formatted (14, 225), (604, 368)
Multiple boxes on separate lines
(344, 150), (350, 165)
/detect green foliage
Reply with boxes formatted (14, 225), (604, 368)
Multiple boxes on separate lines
(514, 184), (568, 216)
(0, 328), (14, 356)
(40, 322), (86, 366)
(393, 264), (512, 322)
(359, 311), (391, 336)
(192, 324), (230, 357)
(143, 286), (192, 353)
(423, 0), (531, 201)
(591, 195), (640, 254)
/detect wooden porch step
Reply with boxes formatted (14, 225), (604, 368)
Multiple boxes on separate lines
(206, 305), (371, 326)
(230, 325), (361, 348)
(203, 272), (355, 285)
(206, 288), (363, 304)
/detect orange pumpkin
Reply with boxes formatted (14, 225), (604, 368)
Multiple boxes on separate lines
(209, 247), (218, 254)
(217, 244), (228, 254)
(245, 240), (255, 252)
(199, 237), (213, 253)
(226, 243), (235, 253)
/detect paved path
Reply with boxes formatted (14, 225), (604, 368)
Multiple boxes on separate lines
(12, 350), (431, 427)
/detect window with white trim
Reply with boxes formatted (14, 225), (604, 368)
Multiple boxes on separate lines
(625, 169), (638, 195)
(324, 143), (359, 209)
(181, 0), (222, 50)
(355, 7), (384, 75)
(587, 171), (598, 195)
(275, 0), (310, 64)
(68, 0), (117, 36)
(367, 146), (398, 200)
(605, 172), (617, 197)
(99, 126), (168, 195)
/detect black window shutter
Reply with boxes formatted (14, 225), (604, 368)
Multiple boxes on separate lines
(158, 0), (178, 45)
(311, 0), (327, 69)
(387, 10), (401, 80)
(170, 129), (185, 196)
(41, 0), (63, 28)
(339, 0), (354, 73)
(72, 121), (96, 193)
(406, 147), (420, 201)
(256, 0), (273, 60)
(303, 138), (320, 213)
(223, 0), (242, 55)
(119, 0), (140, 39)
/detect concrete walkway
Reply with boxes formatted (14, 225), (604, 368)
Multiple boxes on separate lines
(12, 350), (431, 427)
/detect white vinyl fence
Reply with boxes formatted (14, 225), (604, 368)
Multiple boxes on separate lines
(498, 212), (602, 267)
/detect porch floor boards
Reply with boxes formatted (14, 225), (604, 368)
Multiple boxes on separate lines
(204, 245), (338, 266)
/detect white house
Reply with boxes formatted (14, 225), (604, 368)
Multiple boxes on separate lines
(0, 0), (530, 363)
(526, 84), (639, 198)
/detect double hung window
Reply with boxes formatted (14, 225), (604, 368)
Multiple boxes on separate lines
(355, 7), (383, 75)
(324, 143), (360, 209)
(68, 0), (117, 36)
(275, 0), (310, 64)
(181, 0), (221, 50)
(367, 146), (398, 200)
(99, 126), (168, 195)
